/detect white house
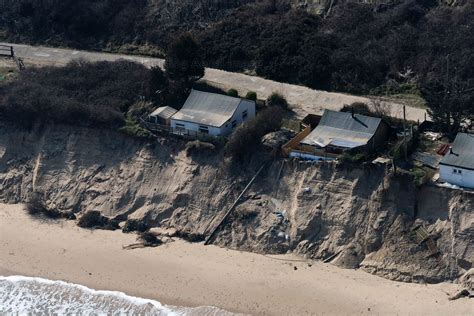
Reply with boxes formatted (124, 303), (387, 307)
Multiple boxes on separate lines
(170, 90), (256, 137)
(439, 133), (474, 189)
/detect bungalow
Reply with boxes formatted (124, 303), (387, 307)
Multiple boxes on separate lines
(170, 90), (256, 137)
(439, 133), (474, 189)
(148, 106), (177, 125)
(287, 109), (391, 160)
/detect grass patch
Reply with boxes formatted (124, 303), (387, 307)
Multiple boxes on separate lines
(339, 152), (368, 164)
(410, 166), (427, 186)
(119, 117), (154, 139)
(0, 66), (18, 82)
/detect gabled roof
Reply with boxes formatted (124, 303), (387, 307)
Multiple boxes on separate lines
(301, 110), (383, 149)
(440, 133), (474, 170)
(171, 90), (254, 127)
(149, 106), (177, 119)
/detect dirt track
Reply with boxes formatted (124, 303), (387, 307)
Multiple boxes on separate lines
(2, 42), (427, 121)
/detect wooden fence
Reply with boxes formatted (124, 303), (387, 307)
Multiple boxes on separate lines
(0, 45), (14, 57)
(281, 125), (312, 156)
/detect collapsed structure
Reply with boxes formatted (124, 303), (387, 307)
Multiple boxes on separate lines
(285, 110), (391, 160)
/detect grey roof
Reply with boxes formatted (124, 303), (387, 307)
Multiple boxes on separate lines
(149, 106), (177, 119)
(301, 110), (383, 149)
(171, 90), (253, 127)
(412, 152), (442, 169)
(440, 133), (474, 170)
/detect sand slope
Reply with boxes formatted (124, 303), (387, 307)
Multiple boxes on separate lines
(0, 203), (471, 315)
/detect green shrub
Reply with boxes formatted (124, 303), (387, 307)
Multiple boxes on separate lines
(225, 106), (286, 162)
(245, 91), (257, 101)
(266, 93), (288, 109)
(410, 167), (427, 186)
(227, 88), (239, 97)
(185, 140), (216, 156)
(119, 117), (154, 139)
(339, 152), (368, 164)
(341, 102), (372, 116)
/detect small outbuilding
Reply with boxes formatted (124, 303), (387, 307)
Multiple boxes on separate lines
(148, 106), (177, 125)
(170, 89), (256, 137)
(439, 133), (474, 189)
(287, 109), (391, 160)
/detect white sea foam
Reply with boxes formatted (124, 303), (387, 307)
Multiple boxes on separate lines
(0, 275), (234, 315)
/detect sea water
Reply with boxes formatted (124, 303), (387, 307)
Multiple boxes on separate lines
(0, 275), (235, 315)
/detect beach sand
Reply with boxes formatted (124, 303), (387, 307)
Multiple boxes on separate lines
(0, 203), (471, 315)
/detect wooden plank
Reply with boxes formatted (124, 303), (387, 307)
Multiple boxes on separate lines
(204, 162), (268, 245)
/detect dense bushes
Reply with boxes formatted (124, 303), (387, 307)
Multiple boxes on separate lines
(138, 232), (162, 246)
(226, 101), (286, 162)
(122, 218), (148, 233)
(185, 140), (216, 156)
(1, 1), (472, 129)
(227, 89), (239, 97)
(0, 60), (151, 127)
(199, 1), (474, 96)
(77, 211), (119, 230)
(25, 194), (75, 220)
(245, 91), (257, 101)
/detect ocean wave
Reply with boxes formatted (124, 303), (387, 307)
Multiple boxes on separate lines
(0, 275), (234, 315)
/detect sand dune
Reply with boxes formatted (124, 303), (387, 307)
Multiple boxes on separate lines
(0, 203), (471, 315)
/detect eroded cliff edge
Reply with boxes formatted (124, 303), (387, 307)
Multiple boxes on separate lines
(0, 120), (472, 283)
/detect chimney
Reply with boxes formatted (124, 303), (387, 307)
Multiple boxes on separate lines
(449, 146), (454, 155)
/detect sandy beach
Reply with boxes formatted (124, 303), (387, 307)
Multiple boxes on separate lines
(0, 203), (471, 315)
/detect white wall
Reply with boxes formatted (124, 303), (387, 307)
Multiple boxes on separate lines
(170, 120), (222, 136)
(439, 164), (474, 189)
(220, 100), (256, 136)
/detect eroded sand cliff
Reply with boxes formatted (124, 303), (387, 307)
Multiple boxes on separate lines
(0, 120), (472, 283)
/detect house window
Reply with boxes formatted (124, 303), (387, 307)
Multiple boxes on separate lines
(232, 120), (237, 128)
(175, 123), (185, 131)
(452, 169), (462, 174)
(199, 125), (209, 134)
(242, 110), (248, 120)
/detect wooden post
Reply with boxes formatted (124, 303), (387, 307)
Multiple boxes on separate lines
(10, 46), (14, 57)
(403, 106), (407, 161)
